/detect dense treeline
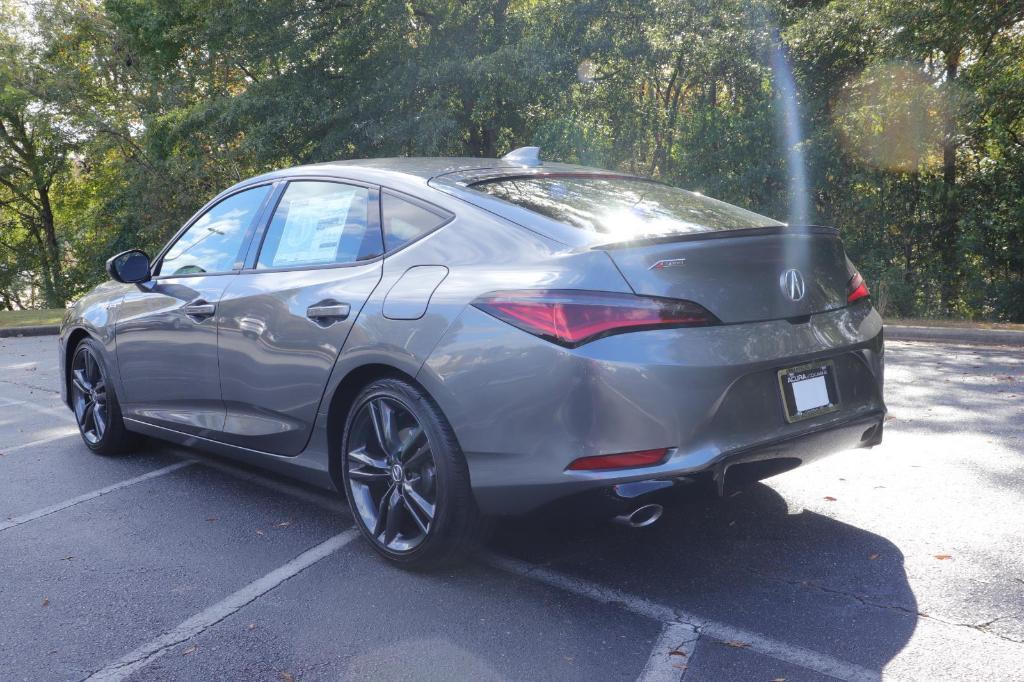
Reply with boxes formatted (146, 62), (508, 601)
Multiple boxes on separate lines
(1, 0), (1022, 320)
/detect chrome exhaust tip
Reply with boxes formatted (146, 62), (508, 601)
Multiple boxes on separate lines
(613, 503), (663, 528)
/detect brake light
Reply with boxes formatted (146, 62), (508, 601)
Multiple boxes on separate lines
(567, 448), (669, 471)
(472, 290), (719, 347)
(847, 272), (870, 304)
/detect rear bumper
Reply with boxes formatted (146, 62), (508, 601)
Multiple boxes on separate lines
(418, 301), (886, 516)
(471, 410), (884, 515)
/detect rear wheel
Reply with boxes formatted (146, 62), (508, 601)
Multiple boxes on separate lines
(70, 338), (139, 454)
(341, 378), (484, 568)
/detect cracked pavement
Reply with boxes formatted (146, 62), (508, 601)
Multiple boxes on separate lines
(1, 334), (1022, 680)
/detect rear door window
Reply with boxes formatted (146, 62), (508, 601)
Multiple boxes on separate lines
(470, 176), (781, 241)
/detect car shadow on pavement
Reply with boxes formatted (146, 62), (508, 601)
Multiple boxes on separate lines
(488, 481), (917, 675)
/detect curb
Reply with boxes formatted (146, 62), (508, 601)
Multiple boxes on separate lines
(886, 324), (1024, 347)
(0, 325), (60, 338)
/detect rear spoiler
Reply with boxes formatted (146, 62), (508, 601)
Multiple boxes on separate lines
(591, 225), (839, 250)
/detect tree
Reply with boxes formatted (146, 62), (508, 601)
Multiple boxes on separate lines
(0, 0), (75, 307)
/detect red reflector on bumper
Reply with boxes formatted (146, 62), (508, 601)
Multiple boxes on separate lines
(567, 448), (669, 471)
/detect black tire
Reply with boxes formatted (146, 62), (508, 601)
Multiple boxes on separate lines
(340, 377), (485, 568)
(69, 337), (140, 455)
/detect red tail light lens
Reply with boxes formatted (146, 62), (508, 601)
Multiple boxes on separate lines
(847, 272), (870, 304)
(472, 290), (719, 347)
(567, 448), (669, 471)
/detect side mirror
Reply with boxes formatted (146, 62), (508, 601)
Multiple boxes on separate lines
(106, 249), (152, 284)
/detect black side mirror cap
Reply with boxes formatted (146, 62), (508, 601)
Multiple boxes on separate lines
(106, 249), (152, 284)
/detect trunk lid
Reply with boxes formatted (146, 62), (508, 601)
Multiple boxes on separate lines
(599, 227), (851, 324)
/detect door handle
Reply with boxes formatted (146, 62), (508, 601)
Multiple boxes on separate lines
(183, 300), (216, 319)
(306, 301), (350, 325)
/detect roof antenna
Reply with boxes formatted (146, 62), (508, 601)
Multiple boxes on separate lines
(501, 146), (542, 167)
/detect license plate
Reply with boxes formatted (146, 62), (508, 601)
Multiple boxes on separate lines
(777, 360), (840, 423)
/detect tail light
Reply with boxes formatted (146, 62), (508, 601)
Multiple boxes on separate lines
(847, 272), (870, 304)
(472, 290), (719, 347)
(567, 448), (669, 471)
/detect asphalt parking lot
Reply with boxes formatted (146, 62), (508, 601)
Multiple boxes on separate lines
(1, 334), (1021, 681)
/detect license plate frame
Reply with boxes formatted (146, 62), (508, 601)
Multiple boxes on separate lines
(777, 360), (840, 423)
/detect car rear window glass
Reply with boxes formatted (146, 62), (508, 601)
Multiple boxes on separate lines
(257, 181), (381, 269)
(382, 192), (451, 252)
(470, 176), (782, 240)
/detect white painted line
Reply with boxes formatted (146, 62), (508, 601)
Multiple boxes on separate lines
(2, 428), (79, 455)
(697, 621), (880, 682)
(482, 552), (679, 622)
(638, 622), (699, 682)
(84, 529), (359, 682)
(481, 552), (879, 682)
(0, 396), (76, 421)
(0, 461), (193, 532)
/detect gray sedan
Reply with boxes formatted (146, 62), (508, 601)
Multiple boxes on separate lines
(59, 147), (886, 566)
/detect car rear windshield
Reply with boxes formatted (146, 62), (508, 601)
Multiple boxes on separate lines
(470, 175), (783, 240)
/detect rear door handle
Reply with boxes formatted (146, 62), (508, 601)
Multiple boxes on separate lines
(306, 302), (350, 324)
(183, 300), (216, 319)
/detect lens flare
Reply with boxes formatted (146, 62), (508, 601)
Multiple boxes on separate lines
(833, 61), (954, 173)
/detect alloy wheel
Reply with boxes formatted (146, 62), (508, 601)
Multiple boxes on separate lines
(346, 396), (437, 553)
(71, 346), (108, 445)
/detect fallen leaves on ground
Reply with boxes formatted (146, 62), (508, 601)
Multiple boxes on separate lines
(723, 640), (750, 649)
(41, 597), (49, 607)
(279, 673), (295, 682)
(181, 645), (197, 656)
(869, 553), (880, 561)
(934, 554), (953, 560)
(823, 496), (837, 501)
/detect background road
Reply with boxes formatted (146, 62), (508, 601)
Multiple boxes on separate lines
(1, 335), (1021, 681)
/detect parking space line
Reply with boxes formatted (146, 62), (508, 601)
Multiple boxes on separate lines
(0, 396), (76, 421)
(2, 429), (80, 455)
(83, 529), (359, 682)
(638, 622), (700, 682)
(0, 461), (193, 532)
(481, 552), (880, 682)
(482, 552), (679, 622)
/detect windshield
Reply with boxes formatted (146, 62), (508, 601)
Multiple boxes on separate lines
(470, 175), (783, 240)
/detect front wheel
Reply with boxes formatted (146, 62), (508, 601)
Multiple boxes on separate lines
(341, 378), (484, 568)
(70, 338), (139, 454)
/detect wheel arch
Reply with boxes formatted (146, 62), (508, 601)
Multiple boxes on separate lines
(324, 363), (428, 492)
(63, 327), (93, 406)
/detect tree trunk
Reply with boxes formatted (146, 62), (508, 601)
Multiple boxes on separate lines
(36, 186), (65, 308)
(938, 51), (961, 316)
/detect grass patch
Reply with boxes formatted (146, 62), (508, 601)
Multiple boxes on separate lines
(0, 308), (66, 329)
(885, 317), (1024, 332)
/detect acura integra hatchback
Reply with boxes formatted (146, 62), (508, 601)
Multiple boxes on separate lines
(60, 147), (886, 566)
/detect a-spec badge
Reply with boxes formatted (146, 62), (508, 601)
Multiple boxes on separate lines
(649, 258), (687, 270)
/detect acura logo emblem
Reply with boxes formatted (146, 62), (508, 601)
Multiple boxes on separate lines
(780, 269), (806, 301)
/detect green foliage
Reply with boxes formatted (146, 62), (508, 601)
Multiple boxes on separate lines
(0, 0), (1022, 321)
